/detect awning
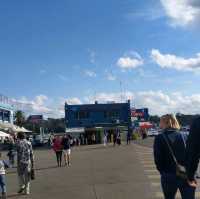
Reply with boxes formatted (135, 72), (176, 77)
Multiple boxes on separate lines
(0, 122), (32, 133)
(0, 131), (10, 138)
(66, 128), (85, 133)
(139, 122), (153, 129)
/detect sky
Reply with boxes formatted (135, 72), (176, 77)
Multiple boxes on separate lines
(1, 0), (200, 117)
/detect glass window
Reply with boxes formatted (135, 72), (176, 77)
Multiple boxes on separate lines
(3, 110), (10, 122)
(75, 111), (90, 119)
(0, 109), (3, 121)
(104, 110), (119, 118)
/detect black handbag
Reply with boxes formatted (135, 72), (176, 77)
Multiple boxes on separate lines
(162, 133), (187, 180)
(31, 168), (35, 180)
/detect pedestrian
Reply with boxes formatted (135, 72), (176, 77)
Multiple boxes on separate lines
(116, 129), (121, 146)
(52, 136), (63, 167)
(186, 117), (200, 188)
(92, 134), (96, 145)
(16, 132), (34, 195)
(113, 131), (117, 146)
(103, 130), (107, 147)
(7, 137), (15, 168)
(141, 128), (147, 139)
(154, 114), (195, 199)
(0, 152), (9, 199)
(61, 134), (71, 166)
(127, 131), (131, 145)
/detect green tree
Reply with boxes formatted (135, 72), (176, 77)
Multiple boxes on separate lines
(15, 110), (25, 127)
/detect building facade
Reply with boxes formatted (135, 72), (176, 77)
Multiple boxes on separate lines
(65, 101), (131, 144)
(0, 103), (14, 124)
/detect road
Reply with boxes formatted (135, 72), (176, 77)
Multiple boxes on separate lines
(4, 140), (200, 199)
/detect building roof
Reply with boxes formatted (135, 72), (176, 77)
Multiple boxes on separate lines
(0, 103), (13, 111)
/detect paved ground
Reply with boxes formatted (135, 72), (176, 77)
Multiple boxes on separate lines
(3, 141), (200, 199)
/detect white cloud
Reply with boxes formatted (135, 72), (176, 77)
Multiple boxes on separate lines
(12, 91), (200, 118)
(84, 70), (97, 77)
(160, 0), (200, 27)
(84, 91), (200, 115)
(16, 95), (52, 115)
(151, 49), (200, 72)
(66, 97), (82, 105)
(117, 52), (144, 70)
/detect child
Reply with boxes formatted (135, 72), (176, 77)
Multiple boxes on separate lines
(0, 152), (9, 199)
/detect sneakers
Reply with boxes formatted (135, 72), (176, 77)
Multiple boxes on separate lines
(18, 187), (25, 194)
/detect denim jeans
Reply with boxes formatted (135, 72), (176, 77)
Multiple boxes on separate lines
(0, 175), (6, 193)
(161, 173), (195, 199)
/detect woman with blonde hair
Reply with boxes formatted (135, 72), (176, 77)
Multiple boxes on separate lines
(154, 114), (195, 199)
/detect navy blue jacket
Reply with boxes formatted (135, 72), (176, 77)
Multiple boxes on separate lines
(186, 117), (200, 180)
(154, 129), (187, 175)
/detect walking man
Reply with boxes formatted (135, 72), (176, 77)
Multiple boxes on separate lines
(16, 132), (34, 195)
(186, 117), (200, 188)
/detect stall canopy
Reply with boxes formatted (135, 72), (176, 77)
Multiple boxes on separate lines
(139, 122), (153, 129)
(0, 122), (32, 133)
(0, 131), (10, 138)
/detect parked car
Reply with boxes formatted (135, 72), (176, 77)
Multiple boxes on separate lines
(147, 128), (160, 137)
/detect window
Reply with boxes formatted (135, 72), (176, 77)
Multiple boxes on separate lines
(104, 110), (119, 118)
(3, 110), (10, 122)
(75, 111), (90, 119)
(0, 109), (3, 121)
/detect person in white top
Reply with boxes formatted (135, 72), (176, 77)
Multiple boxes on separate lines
(0, 152), (9, 199)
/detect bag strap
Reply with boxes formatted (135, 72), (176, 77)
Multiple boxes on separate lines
(180, 134), (186, 148)
(162, 133), (179, 166)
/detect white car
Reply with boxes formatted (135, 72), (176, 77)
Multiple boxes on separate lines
(147, 128), (160, 136)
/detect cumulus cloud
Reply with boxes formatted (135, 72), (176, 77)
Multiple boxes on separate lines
(84, 91), (200, 115)
(151, 49), (200, 72)
(160, 0), (200, 27)
(66, 97), (82, 105)
(117, 53), (144, 70)
(15, 95), (52, 115)
(12, 91), (200, 117)
(84, 70), (97, 77)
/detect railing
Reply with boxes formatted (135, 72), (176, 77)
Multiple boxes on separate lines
(0, 93), (32, 111)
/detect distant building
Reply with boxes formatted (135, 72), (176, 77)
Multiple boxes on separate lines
(27, 115), (44, 124)
(0, 102), (14, 124)
(65, 100), (131, 144)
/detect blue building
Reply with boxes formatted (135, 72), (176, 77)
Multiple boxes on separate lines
(65, 100), (131, 144)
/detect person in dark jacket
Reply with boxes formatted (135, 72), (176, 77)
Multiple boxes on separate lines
(154, 114), (195, 199)
(61, 134), (71, 166)
(186, 117), (200, 188)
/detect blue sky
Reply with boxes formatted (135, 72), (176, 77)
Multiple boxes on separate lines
(1, 0), (200, 116)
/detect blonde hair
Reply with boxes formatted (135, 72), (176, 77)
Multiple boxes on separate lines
(160, 114), (180, 130)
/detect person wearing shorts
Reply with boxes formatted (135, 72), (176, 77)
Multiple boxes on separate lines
(62, 134), (71, 166)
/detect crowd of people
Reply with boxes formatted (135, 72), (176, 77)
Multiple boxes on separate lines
(154, 114), (200, 199)
(2, 115), (200, 199)
(0, 132), (34, 199)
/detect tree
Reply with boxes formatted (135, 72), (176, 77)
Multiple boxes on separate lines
(15, 110), (25, 127)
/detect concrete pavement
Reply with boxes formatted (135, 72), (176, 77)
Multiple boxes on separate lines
(4, 142), (200, 199)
